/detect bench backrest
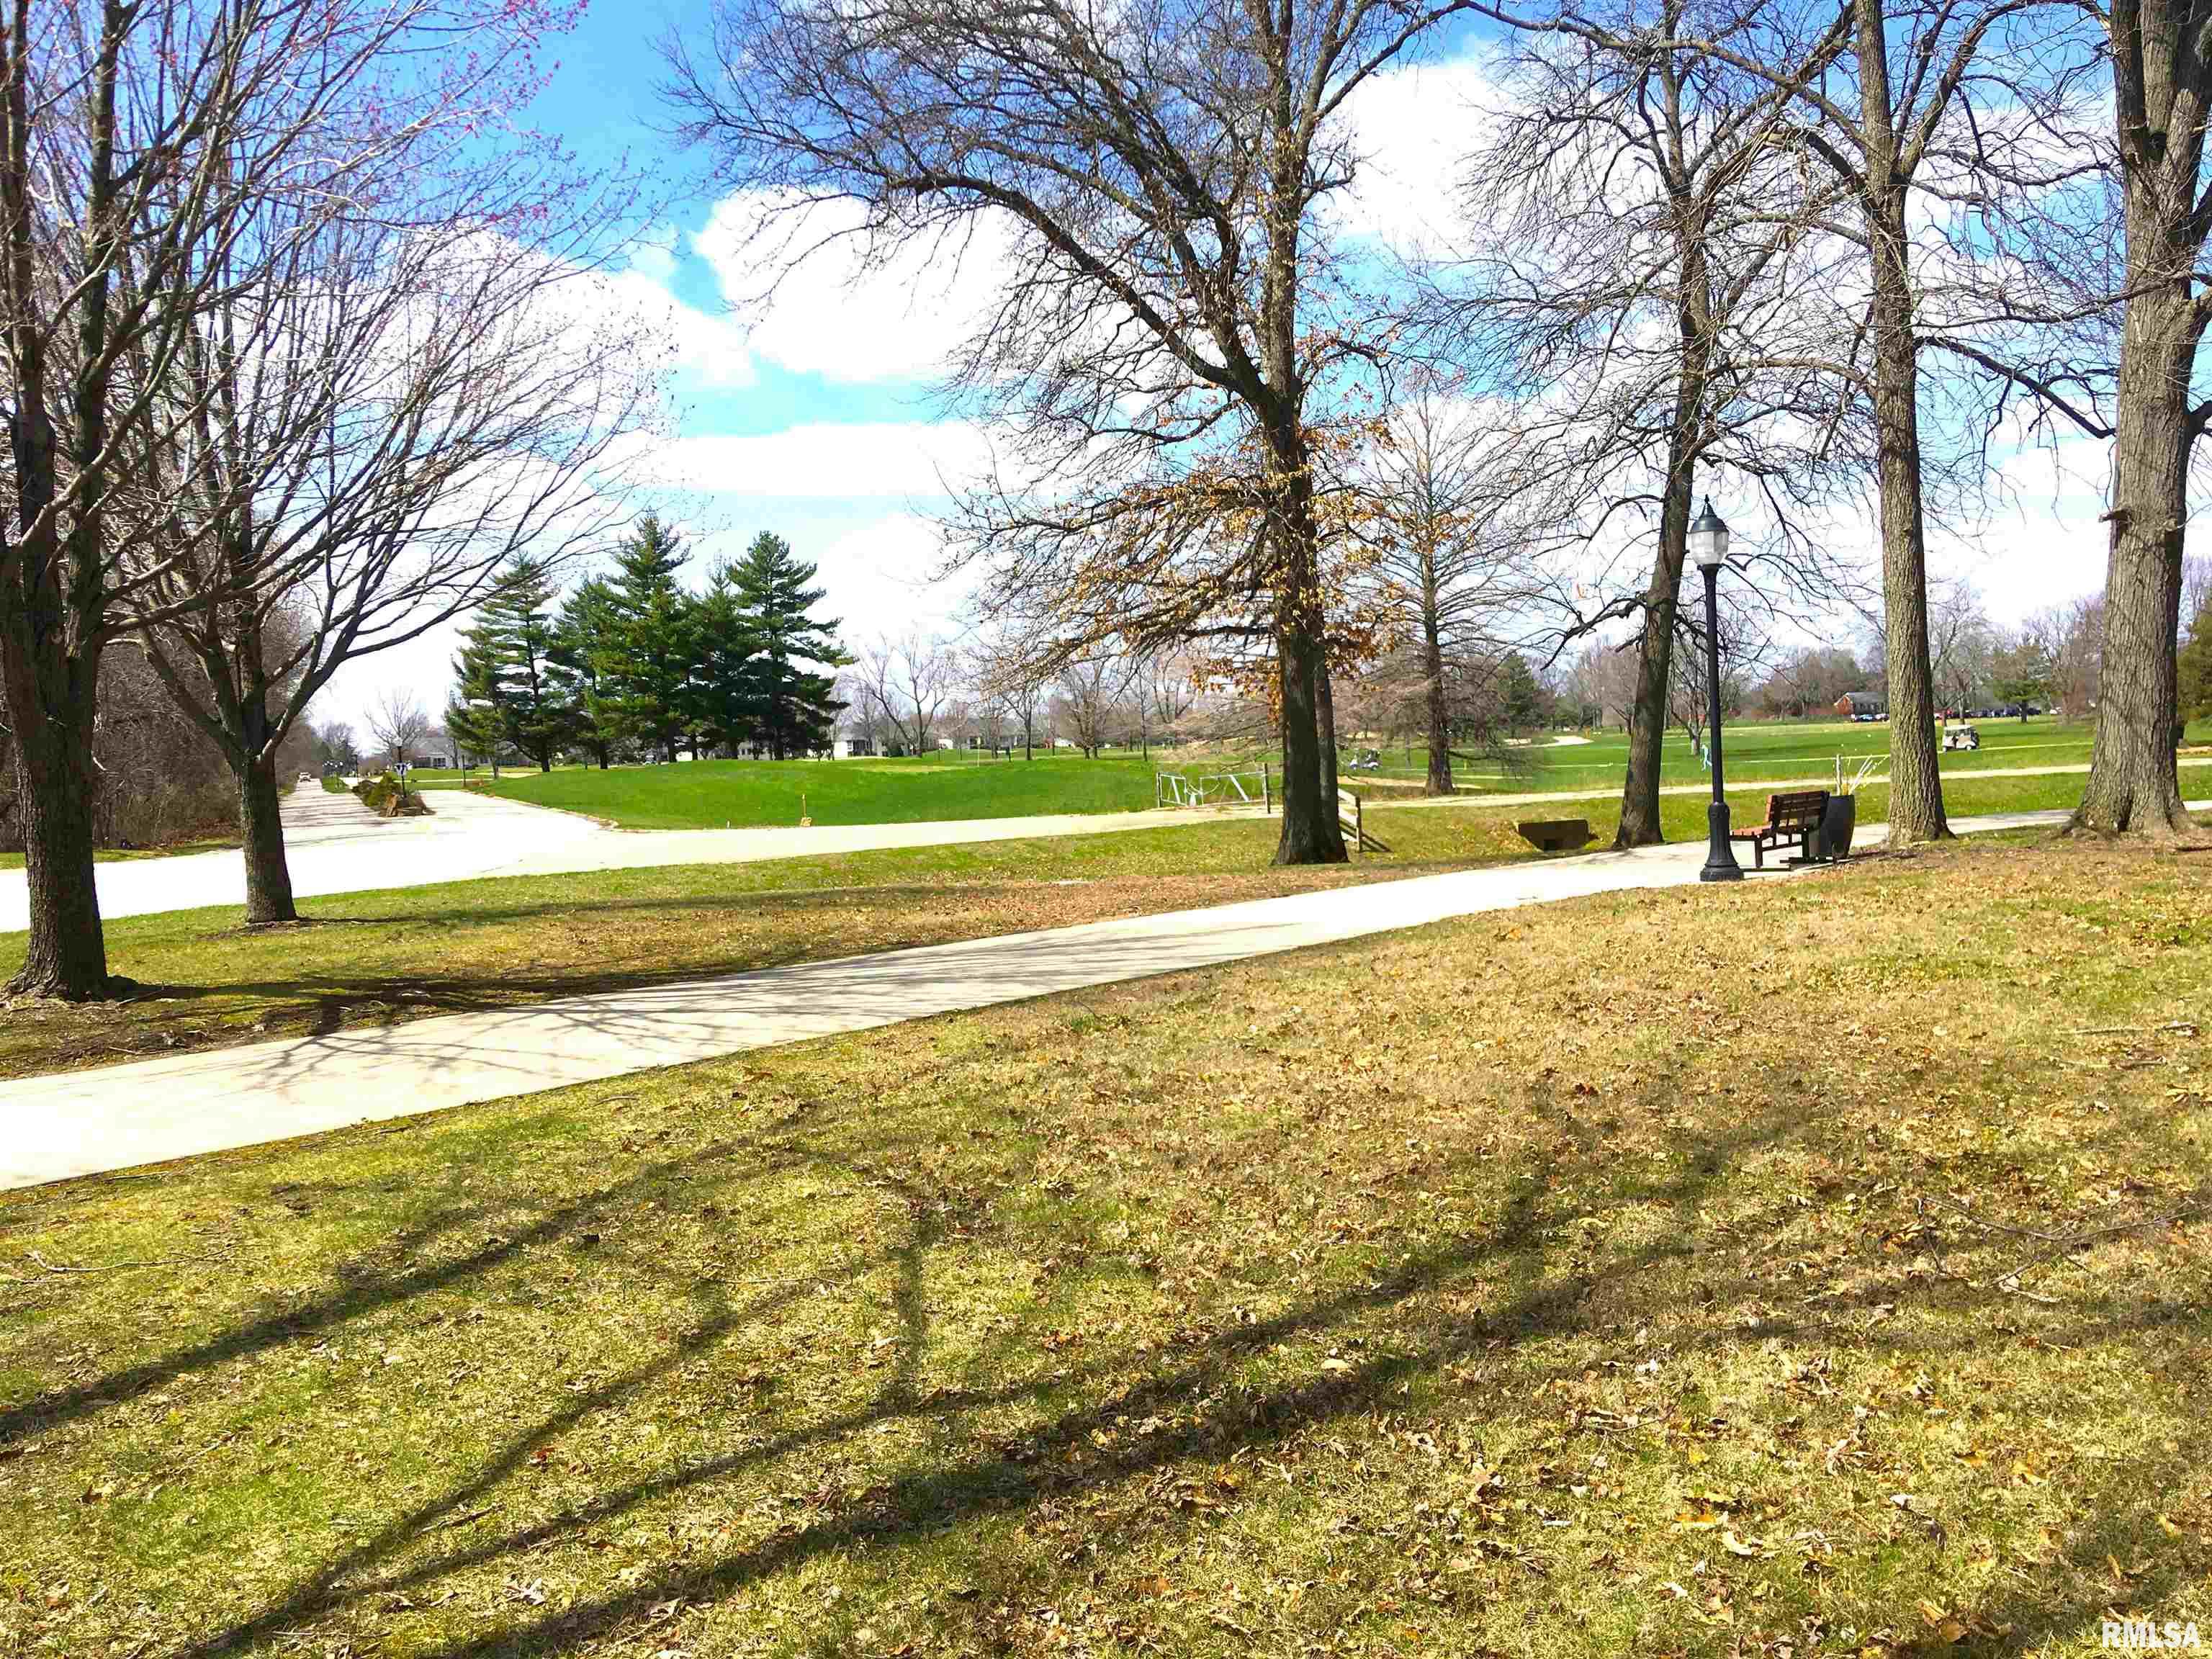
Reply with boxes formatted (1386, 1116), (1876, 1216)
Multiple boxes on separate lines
(1764, 789), (1829, 830)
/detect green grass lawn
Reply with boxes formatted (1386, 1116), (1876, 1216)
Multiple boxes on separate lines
(426, 718), (2202, 831)
(0, 769), (2131, 1078)
(0, 837), (238, 873)
(477, 750), (1168, 827)
(4, 834), (2206, 1656)
(1372, 714), (2212, 796)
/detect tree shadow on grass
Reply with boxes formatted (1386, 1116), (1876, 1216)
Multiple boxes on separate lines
(133, 1090), (1904, 1657)
(12, 1036), (2204, 1658)
(0, 1137), (809, 1448)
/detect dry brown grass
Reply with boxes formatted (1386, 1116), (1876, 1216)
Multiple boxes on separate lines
(3, 837), (2209, 1655)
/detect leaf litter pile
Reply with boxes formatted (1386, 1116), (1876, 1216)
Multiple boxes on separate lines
(1, 837), (2208, 1656)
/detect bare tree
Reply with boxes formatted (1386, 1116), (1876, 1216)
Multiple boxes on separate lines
(0, 0), (585, 996)
(1754, 644), (1863, 716)
(666, 0), (1484, 865)
(1357, 387), (1543, 794)
(2028, 596), (2103, 721)
(969, 619), (1053, 760)
(1053, 656), (1133, 759)
(2069, 0), (2212, 833)
(1491, 0), (2100, 848)
(1927, 583), (1997, 714)
(1141, 647), (1200, 745)
(367, 691), (431, 772)
(1447, 0), (1867, 848)
(854, 634), (955, 755)
(123, 187), (657, 923)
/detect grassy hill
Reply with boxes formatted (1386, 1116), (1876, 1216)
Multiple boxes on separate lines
(469, 750), (1165, 830)
(431, 716), (2162, 832)
(1364, 714), (2113, 793)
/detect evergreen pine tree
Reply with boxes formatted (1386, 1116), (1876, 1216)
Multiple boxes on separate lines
(688, 563), (760, 755)
(549, 577), (622, 768)
(446, 615), (513, 775)
(601, 513), (697, 763)
(1497, 652), (1547, 737)
(443, 557), (571, 774)
(497, 556), (570, 771)
(731, 531), (848, 758)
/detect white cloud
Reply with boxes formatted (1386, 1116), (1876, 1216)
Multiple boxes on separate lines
(1937, 436), (2112, 624)
(1335, 54), (1496, 251)
(693, 193), (1020, 384)
(646, 420), (997, 500)
(578, 251), (756, 390)
(810, 513), (968, 640)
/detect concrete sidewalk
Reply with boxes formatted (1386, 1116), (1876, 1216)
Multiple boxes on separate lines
(12, 755), (2181, 934)
(0, 807), (2072, 1192)
(0, 786), (608, 933)
(0, 788), (1250, 933)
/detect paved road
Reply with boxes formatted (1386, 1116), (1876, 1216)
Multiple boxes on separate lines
(6, 757), (2183, 933)
(0, 784), (608, 935)
(0, 786), (1249, 933)
(0, 806), (2072, 1191)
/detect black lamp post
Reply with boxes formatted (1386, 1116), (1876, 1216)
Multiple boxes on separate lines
(1689, 497), (1743, 883)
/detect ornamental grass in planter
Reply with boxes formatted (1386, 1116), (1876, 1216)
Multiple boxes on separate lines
(1820, 754), (1881, 860)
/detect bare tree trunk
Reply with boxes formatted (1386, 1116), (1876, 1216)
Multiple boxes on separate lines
(1277, 619), (1345, 863)
(1316, 650), (1340, 812)
(0, 16), (122, 1000)
(1615, 499), (1688, 848)
(1869, 220), (1948, 845)
(2077, 275), (2195, 834)
(1264, 400), (1346, 862)
(1423, 601), (1452, 796)
(3, 686), (109, 999)
(2074, 49), (2203, 836)
(1617, 205), (1709, 850)
(239, 751), (298, 925)
(0, 412), (112, 999)
(1854, 0), (1948, 847)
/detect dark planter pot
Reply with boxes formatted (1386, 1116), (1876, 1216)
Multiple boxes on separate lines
(1819, 795), (1857, 861)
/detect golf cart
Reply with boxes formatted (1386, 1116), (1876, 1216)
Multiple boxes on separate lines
(1942, 723), (1981, 752)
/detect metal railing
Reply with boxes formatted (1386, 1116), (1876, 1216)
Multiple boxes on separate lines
(1156, 764), (1273, 813)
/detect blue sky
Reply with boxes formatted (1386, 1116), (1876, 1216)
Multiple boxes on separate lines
(323, 0), (1004, 729)
(317, 2), (2115, 734)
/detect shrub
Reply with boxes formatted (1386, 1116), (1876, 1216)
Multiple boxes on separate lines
(351, 775), (431, 818)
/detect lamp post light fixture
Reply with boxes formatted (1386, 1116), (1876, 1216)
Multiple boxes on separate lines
(1688, 496), (1743, 884)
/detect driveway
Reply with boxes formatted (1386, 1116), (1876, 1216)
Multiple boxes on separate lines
(0, 786), (1240, 932)
(0, 785), (607, 934)
(0, 805), (2075, 1190)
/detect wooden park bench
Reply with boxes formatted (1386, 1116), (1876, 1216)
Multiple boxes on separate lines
(1730, 788), (1828, 869)
(1516, 818), (1596, 854)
